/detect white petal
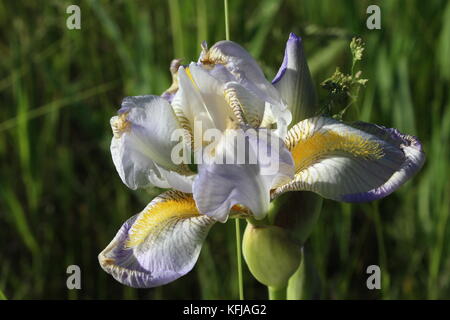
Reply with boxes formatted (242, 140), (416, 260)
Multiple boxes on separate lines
(273, 117), (425, 201)
(260, 100), (292, 139)
(154, 164), (194, 193)
(202, 41), (280, 105)
(98, 191), (215, 288)
(199, 41), (292, 136)
(193, 128), (294, 222)
(111, 129), (159, 190)
(171, 67), (216, 132)
(111, 95), (187, 189)
(188, 63), (236, 131)
(224, 81), (265, 127)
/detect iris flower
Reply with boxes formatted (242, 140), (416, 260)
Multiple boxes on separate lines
(99, 33), (425, 288)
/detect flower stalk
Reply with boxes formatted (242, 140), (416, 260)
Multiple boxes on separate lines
(223, 0), (244, 300)
(268, 286), (287, 300)
(235, 218), (244, 300)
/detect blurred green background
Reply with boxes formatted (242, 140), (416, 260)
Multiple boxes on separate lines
(0, 0), (449, 299)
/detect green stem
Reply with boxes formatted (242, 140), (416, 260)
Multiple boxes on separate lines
(235, 219), (244, 300)
(224, 0), (230, 41)
(168, 0), (184, 58)
(224, 0), (243, 300)
(268, 286), (286, 300)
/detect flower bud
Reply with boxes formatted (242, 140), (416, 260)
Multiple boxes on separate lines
(243, 223), (302, 288)
(272, 33), (318, 126)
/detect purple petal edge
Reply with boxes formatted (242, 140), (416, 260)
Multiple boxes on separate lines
(161, 91), (175, 103)
(272, 32), (302, 85)
(341, 127), (425, 202)
(99, 215), (187, 288)
(99, 215), (157, 288)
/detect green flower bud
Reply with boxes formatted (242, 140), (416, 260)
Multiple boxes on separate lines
(243, 223), (302, 289)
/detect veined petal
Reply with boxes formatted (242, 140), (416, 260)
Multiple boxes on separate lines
(98, 191), (215, 288)
(199, 41), (292, 137)
(111, 95), (189, 189)
(272, 33), (318, 125)
(224, 81), (265, 127)
(204, 62), (236, 84)
(172, 66), (216, 133)
(111, 133), (159, 190)
(200, 41), (280, 106)
(273, 117), (425, 201)
(193, 127), (294, 222)
(203, 63), (283, 132)
(188, 63), (236, 131)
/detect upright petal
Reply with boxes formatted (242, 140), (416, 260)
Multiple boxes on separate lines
(272, 33), (318, 125)
(111, 95), (190, 190)
(193, 127), (294, 222)
(200, 41), (280, 106)
(98, 191), (215, 288)
(196, 60), (268, 129)
(224, 81), (265, 127)
(171, 66), (216, 133)
(273, 117), (425, 201)
(199, 41), (292, 137)
(188, 63), (236, 131)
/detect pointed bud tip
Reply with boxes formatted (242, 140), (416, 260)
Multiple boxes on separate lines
(288, 32), (302, 43)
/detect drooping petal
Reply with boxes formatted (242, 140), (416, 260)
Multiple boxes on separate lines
(98, 191), (215, 288)
(111, 129), (159, 190)
(272, 117), (425, 201)
(111, 95), (191, 190)
(272, 33), (318, 125)
(193, 127), (294, 222)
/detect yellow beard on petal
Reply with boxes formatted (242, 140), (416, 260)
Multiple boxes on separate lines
(111, 112), (131, 138)
(125, 196), (199, 248)
(291, 130), (384, 174)
(200, 46), (227, 66)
